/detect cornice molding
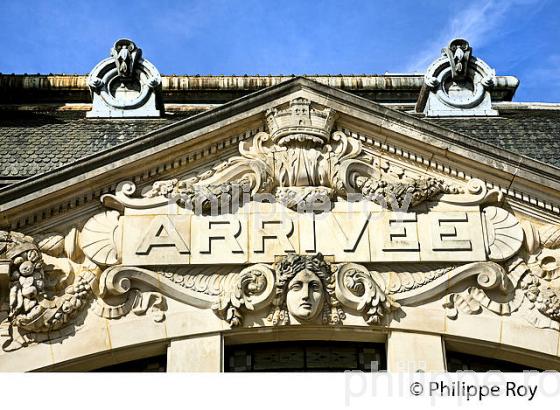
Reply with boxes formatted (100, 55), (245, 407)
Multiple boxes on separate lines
(0, 73), (520, 104)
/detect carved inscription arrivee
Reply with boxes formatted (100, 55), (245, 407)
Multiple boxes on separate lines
(2, 96), (559, 353)
(120, 206), (486, 265)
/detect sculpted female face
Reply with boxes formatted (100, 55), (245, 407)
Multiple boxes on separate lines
(286, 269), (325, 321)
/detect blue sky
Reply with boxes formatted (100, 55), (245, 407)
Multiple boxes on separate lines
(0, 0), (558, 101)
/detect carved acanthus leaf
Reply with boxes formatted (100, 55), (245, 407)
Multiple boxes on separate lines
(93, 290), (166, 322)
(390, 261), (507, 306)
(540, 225), (560, 249)
(443, 293), (482, 319)
(98, 266), (215, 310)
(438, 178), (502, 206)
(522, 220), (541, 254)
(36, 234), (65, 257)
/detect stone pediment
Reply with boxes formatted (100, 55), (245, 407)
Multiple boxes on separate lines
(1, 77), (560, 358)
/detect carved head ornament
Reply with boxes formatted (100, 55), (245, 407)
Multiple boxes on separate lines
(443, 38), (472, 80)
(269, 253), (342, 325)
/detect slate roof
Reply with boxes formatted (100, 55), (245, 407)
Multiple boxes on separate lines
(0, 110), (202, 185)
(425, 108), (560, 168)
(0, 105), (558, 186)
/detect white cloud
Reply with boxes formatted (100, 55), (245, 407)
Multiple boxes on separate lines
(403, 0), (544, 73)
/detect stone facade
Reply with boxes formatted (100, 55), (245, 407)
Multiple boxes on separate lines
(1, 39), (560, 372)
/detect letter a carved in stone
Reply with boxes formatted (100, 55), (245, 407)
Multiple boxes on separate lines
(136, 215), (190, 255)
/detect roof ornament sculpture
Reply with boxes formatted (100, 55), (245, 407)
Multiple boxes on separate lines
(416, 38), (498, 117)
(111, 38), (140, 78)
(445, 38), (471, 80)
(87, 39), (162, 118)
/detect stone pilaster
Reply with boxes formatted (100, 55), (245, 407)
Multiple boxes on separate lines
(167, 334), (223, 372)
(387, 331), (446, 372)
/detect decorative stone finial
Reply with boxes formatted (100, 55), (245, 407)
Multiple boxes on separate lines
(417, 38), (497, 117)
(87, 39), (162, 118)
(265, 98), (336, 146)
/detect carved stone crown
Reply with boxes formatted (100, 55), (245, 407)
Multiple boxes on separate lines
(265, 98), (336, 146)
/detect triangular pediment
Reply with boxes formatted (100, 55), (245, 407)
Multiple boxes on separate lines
(1, 77), (559, 231)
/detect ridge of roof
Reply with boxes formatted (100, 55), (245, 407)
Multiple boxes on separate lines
(493, 102), (560, 110)
(0, 73), (520, 104)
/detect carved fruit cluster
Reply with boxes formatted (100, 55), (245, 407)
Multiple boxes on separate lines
(48, 271), (96, 330)
(9, 244), (45, 323)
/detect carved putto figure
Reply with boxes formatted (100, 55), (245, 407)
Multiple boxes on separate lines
(0, 229), (97, 351)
